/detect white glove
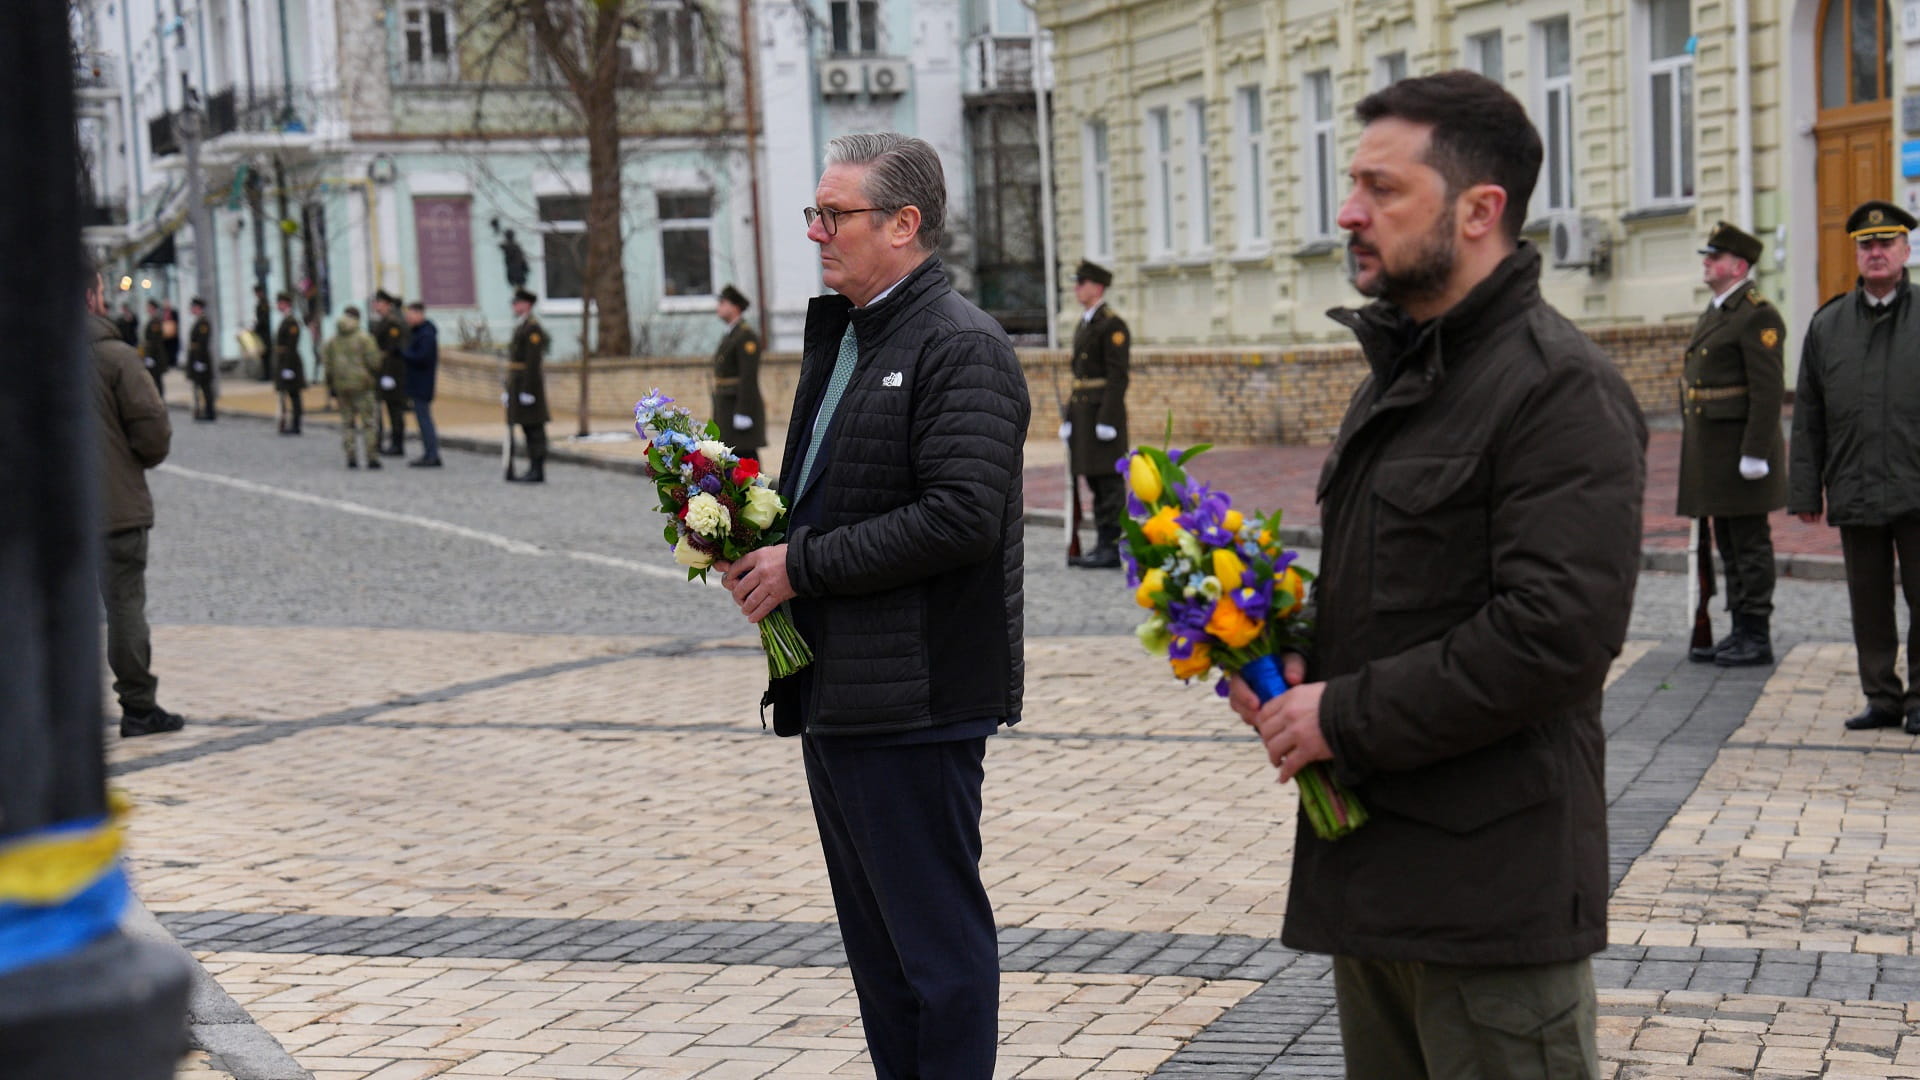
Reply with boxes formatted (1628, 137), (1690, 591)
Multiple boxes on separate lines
(518, 392), (536, 406)
(144, 356), (155, 368)
(379, 376), (396, 390)
(733, 413), (752, 429)
(1096, 423), (1118, 442)
(280, 369), (294, 380)
(1058, 421), (1072, 441)
(1739, 455), (1770, 480)
(501, 392), (509, 405)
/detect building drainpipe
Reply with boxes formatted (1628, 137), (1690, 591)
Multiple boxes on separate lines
(1734, 0), (1754, 235)
(739, 0), (771, 347)
(1020, 0), (1058, 350)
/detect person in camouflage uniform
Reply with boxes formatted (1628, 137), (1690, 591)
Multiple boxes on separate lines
(321, 306), (385, 469)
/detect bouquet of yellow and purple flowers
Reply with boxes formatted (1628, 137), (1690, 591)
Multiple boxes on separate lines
(634, 389), (812, 678)
(1118, 440), (1367, 841)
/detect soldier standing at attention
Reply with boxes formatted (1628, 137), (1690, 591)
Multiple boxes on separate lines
(321, 306), (385, 469)
(140, 298), (169, 399)
(186, 297), (217, 422)
(1678, 222), (1787, 667)
(371, 290), (411, 457)
(711, 284), (766, 459)
(273, 291), (306, 434)
(1064, 259), (1130, 568)
(506, 287), (550, 483)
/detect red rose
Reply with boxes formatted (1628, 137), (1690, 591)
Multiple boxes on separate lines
(686, 453), (712, 479)
(732, 459), (760, 483)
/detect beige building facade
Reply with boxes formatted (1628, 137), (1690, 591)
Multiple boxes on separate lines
(1038, 0), (1910, 370)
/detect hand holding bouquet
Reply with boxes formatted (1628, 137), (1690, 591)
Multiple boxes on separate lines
(1118, 440), (1367, 841)
(634, 389), (813, 678)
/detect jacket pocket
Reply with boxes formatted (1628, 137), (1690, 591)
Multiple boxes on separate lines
(1370, 454), (1490, 613)
(1699, 395), (1748, 422)
(1457, 964), (1595, 1079)
(1361, 729), (1560, 834)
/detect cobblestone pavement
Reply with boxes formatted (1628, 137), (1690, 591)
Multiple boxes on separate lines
(117, 416), (1920, 1078)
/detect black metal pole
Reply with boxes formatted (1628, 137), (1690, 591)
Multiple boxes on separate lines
(0, 0), (189, 1069)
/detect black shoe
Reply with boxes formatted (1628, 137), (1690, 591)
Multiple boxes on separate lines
(1689, 631), (1737, 663)
(1714, 635), (1773, 667)
(380, 445), (404, 457)
(366, 458), (382, 470)
(120, 706), (185, 738)
(409, 457), (442, 468)
(1844, 705), (1902, 730)
(1072, 543), (1121, 569)
(347, 460), (359, 469)
(521, 462), (545, 484)
(1906, 708), (1920, 736)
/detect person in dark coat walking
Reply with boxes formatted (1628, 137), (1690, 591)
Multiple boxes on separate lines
(139, 298), (170, 399)
(1225, 73), (1646, 1080)
(1064, 259), (1130, 568)
(402, 302), (441, 467)
(710, 284), (766, 458)
(715, 133), (1030, 1080)
(1678, 222), (1788, 666)
(273, 291), (305, 434)
(115, 302), (139, 346)
(186, 297), (217, 421)
(505, 287), (549, 483)
(370, 290), (411, 456)
(86, 262), (185, 737)
(1791, 200), (1920, 734)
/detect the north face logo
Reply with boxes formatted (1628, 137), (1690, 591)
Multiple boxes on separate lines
(882, 371), (903, 387)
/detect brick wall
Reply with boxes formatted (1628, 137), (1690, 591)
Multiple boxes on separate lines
(442, 321), (1690, 447)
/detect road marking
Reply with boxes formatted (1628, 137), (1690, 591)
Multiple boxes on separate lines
(158, 463), (701, 583)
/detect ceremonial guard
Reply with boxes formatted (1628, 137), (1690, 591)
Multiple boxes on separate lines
(710, 284), (765, 458)
(185, 297), (217, 421)
(1065, 260), (1130, 568)
(273, 291), (306, 434)
(505, 287), (550, 483)
(139, 299), (169, 398)
(371, 290), (411, 456)
(1678, 222), (1787, 666)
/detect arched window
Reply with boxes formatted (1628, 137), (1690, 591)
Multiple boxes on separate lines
(1819, 0), (1894, 111)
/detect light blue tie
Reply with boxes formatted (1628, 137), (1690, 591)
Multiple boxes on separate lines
(793, 324), (859, 498)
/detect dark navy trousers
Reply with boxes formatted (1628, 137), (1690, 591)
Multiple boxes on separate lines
(802, 733), (999, 1080)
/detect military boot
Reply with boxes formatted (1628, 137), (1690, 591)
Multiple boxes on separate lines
(1690, 630), (1738, 663)
(1072, 526), (1122, 569)
(1714, 613), (1774, 667)
(513, 457), (546, 484)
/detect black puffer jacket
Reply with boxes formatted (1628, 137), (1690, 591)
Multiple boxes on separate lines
(1789, 276), (1920, 526)
(768, 257), (1029, 737)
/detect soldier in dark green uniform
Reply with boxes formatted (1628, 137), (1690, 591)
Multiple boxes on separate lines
(370, 290), (411, 456)
(506, 287), (550, 483)
(1678, 222), (1787, 667)
(273, 291), (306, 435)
(186, 297), (217, 421)
(711, 284), (766, 458)
(140, 298), (169, 398)
(1791, 200), (1920, 733)
(1065, 260), (1130, 568)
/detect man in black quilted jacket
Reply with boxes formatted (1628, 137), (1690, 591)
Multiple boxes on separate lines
(717, 132), (1030, 1079)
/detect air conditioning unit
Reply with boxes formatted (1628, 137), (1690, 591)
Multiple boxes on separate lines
(864, 59), (911, 96)
(820, 60), (862, 97)
(1548, 210), (1606, 269)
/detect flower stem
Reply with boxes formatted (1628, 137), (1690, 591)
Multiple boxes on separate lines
(759, 610), (814, 679)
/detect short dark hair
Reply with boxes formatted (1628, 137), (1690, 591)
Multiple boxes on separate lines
(405, 301), (425, 313)
(343, 305), (361, 318)
(1355, 70), (1542, 241)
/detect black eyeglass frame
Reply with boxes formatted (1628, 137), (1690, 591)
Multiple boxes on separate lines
(803, 205), (892, 237)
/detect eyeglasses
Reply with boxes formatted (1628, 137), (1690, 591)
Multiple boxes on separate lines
(803, 205), (889, 237)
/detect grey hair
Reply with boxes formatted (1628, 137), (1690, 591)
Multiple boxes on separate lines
(825, 132), (946, 252)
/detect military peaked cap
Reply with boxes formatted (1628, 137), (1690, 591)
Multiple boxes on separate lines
(1847, 200), (1917, 241)
(275, 291), (293, 303)
(1698, 221), (1763, 264)
(718, 284), (751, 311)
(374, 289), (401, 305)
(1074, 260), (1113, 286)
(513, 287), (539, 305)
(190, 296), (206, 309)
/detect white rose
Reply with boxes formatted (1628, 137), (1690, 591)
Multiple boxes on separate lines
(685, 492), (731, 536)
(740, 485), (784, 530)
(673, 535), (713, 568)
(696, 439), (733, 463)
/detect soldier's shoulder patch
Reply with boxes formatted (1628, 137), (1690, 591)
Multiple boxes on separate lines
(1760, 327), (1780, 348)
(744, 340), (758, 354)
(530, 332), (541, 344)
(1111, 330), (1127, 346)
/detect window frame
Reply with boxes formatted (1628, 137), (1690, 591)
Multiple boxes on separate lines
(1373, 51), (1407, 90)
(1534, 16), (1577, 214)
(1633, 0), (1695, 207)
(1186, 98), (1213, 256)
(829, 0), (881, 56)
(535, 193), (590, 309)
(398, 0), (457, 85)
(1301, 70), (1338, 242)
(1144, 106), (1174, 259)
(657, 190), (717, 309)
(1082, 119), (1113, 262)
(1233, 84), (1267, 251)
(1465, 29), (1504, 84)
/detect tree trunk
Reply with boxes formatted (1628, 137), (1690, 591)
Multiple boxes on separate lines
(582, 3), (630, 357)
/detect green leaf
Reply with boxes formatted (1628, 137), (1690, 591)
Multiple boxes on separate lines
(662, 523), (677, 546)
(704, 418), (721, 440)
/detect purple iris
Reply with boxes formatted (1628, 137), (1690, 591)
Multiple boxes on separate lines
(1275, 550), (1299, 573)
(697, 473), (724, 494)
(1165, 598), (1212, 660)
(1214, 676), (1231, 698)
(1230, 568), (1272, 620)
(1175, 483), (1236, 547)
(1126, 492), (1147, 518)
(1121, 546), (1141, 587)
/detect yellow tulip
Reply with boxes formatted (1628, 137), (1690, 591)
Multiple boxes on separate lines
(1212, 548), (1248, 586)
(1170, 643), (1212, 680)
(1274, 566), (1306, 618)
(1135, 568), (1167, 608)
(1223, 509), (1244, 533)
(1205, 597), (1265, 648)
(1128, 454), (1163, 503)
(1141, 506), (1182, 546)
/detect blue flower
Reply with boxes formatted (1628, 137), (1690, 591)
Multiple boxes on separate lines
(697, 473), (723, 493)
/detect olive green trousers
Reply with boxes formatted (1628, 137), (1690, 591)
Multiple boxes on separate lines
(1333, 954), (1598, 1080)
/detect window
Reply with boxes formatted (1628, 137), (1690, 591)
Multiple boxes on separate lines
(1465, 30), (1503, 84)
(830, 0), (880, 56)
(659, 192), (713, 297)
(1373, 52), (1406, 89)
(412, 197), (475, 307)
(1303, 71), (1338, 240)
(643, 2), (705, 83)
(1820, 0), (1895, 108)
(1083, 120), (1112, 260)
(400, 2), (455, 84)
(1187, 99), (1212, 253)
(1639, 0), (1693, 203)
(1145, 107), (1173, 256)
(1234, 85), (1266, 247)
(1538, 18), (1576, 211)
(537, 195), (588, 301)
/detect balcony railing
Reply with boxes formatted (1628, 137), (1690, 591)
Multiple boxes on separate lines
(964, 35), (1038, 95)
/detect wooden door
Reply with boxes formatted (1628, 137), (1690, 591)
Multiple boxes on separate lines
(1815, 0), (1896, 301)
